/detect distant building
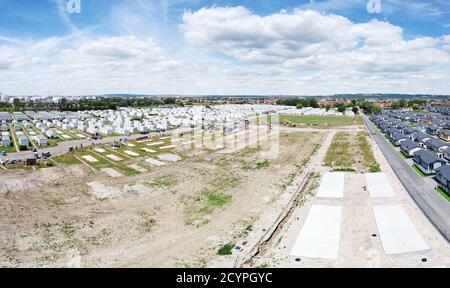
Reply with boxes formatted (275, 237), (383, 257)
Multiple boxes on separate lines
(413, 150), (445, 175)
(435, 165), (450, 194)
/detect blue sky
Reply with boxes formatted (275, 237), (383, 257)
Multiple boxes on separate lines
(1, 0), (450, 95)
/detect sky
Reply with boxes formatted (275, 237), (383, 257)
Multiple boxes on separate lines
(1, 0), (450, 96)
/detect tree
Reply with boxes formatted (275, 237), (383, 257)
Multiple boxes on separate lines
(296, 102), (304, 109)
(163, 97), (176, 105)
(352, 106), (359, 114)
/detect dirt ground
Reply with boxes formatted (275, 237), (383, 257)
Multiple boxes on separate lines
(0, 131), (325, 268)
(246, 130), (450, 268)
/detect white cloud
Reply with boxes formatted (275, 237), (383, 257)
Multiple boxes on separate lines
(1, 5), (450, 95)
(181, 6), (450, 90)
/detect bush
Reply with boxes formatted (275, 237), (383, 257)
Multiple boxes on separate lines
(369, 163), (381, 173)
(218, 243), (235, 256)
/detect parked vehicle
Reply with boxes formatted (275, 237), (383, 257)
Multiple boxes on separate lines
(42, 151), (52, 158)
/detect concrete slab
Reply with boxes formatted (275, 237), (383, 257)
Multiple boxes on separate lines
(365, 173), (395, 198)
(159, 145), (176, 150)
(124, 150), (139, 157)
(147, 142), (165, 147)
(158, 153), (181, 162)
(141, 148), (156, 154)
(316, 172), (345, 198)
(93, 147), (106, 153)
(128, 164), (147, 173)
(290, 205), (342, 259)
(145, 158), (167, 167)
(101, 168), (123, 178)
(106, 154), (122, 161)
(373, 205), (430, 255)
(82, 155), (98, 163)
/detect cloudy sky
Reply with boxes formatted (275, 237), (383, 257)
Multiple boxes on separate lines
(1, 0), (450, 96)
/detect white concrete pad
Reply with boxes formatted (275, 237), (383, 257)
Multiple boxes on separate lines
(316, 172), (345, 198)
(365, 173), (396, 198)
(183, 141), (194, 145)
(158, 153), (181, 162)
(373, 205), (429, 255)
(106, 154), (123, 161)
(124, 150), (139, 157)
(101, 168), (123, 178)
(141, 148), (156, 154)
(145, 158), (167, 167)
(76, 134), (86, 138)
(128, 164), (147, 173)
(127, 143), (136, 147)
(290, 205), (342, 259)
(93, 147), (106, 153)
(147, 142), (165, 147)
(82, 155), (98, 163)
(159, 145), (176, 150)
(61, 134), (71, 139)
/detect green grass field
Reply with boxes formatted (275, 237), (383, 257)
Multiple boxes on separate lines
(0, 145), (18, 153)
(278, 115), (362, 127)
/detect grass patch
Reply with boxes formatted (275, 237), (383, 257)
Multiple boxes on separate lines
(369, 163), (381, 173)
(255, 160), (270, 169)
(204, 190), (232, 207)
(150, 175), (178, 189)
(332, 167), (356, 172)
(278, 115), (359, 127)
(435, 187), (450, 202)
(43, 192), (66, 207)
(399, 151), (408, 159)
(324, 132), (354, 168)
(52, 153), (82, 165)
(239, 225), (253, 238)
(217, 243), (235, 256)
(138, 211), (157, 232)
(412, 164), (430, 177)
(357, 132), (381, 173)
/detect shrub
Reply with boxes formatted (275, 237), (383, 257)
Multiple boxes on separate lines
(218, 243), (235, 256)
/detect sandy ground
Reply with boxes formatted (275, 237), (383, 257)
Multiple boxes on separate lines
(247, 132), (450, 268)
(0, 131), (324, 268)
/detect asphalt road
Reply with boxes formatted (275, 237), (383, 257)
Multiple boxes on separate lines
(363, 114), (450, 242)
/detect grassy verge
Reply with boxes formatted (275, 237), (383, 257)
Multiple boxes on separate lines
(412, 164), (431, 178)
(357, 132), (381, 172)
(435, 187), (450, 202)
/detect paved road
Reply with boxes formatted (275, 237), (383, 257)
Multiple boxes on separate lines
(363, 114), (450, 242)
